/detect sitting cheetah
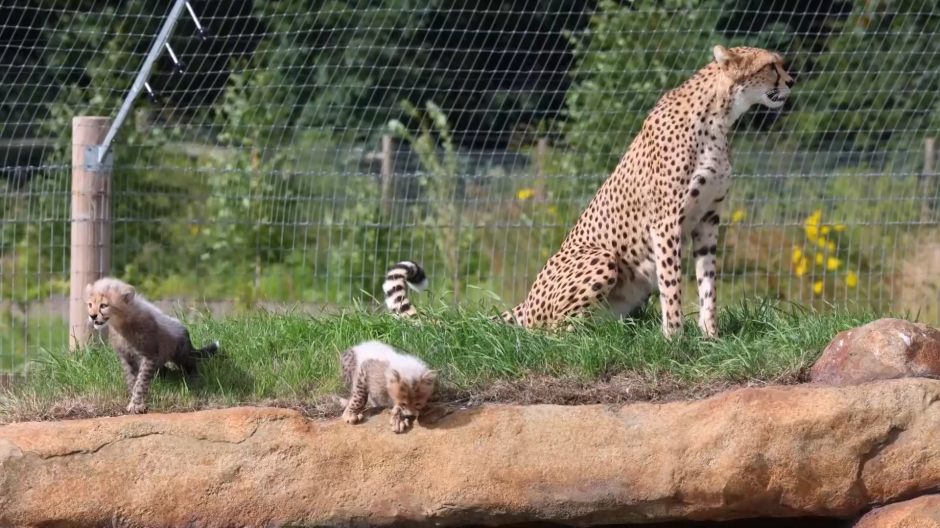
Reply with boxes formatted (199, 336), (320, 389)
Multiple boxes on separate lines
(498, 45), (794, 338)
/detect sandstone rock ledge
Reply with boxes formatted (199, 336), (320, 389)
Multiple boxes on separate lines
(3, 378), (940, 527)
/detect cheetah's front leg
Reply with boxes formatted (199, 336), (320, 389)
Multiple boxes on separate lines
(342, 363), (371, 425)
(692, 211), (720, 338)
(652, 222), (684, 339)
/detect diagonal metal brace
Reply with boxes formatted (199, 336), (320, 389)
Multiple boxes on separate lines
(96, 0), (188, 165)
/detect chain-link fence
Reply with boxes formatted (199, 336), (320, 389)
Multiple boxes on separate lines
(2, 0), (939, 370)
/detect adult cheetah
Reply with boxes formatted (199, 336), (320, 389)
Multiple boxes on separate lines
(499, 45), (794, 338)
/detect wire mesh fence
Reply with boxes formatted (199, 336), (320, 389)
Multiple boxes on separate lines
(2, 0), (940, 371)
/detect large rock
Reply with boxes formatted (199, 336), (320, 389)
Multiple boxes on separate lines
(809, 318), (940, 386)
(3, 378), (940, 527)
(855, 495), (940, 527)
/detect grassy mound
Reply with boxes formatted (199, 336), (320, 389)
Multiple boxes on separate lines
(0, 300), (886, 423)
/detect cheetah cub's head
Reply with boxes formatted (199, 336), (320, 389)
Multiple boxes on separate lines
(387, 368), (437, 418)
(85, 277), (137, 329)
(714, 45), (794, 113)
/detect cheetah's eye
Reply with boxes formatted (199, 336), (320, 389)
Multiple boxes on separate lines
(767, 63), (776, 72)
(100, 303), (108, 309)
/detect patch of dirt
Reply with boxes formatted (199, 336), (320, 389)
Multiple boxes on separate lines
(0, 371), (806, 424)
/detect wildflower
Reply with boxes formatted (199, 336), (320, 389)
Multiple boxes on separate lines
(817, 236), (828, 247)
(826, 257), (842, 271)
(828, 241), (837, 252)
(815, 253), (824, 265)
(804, 210), (822, 242)
(834, 223), (846, 232)
(821, 226), (831, 235)
(732, 209), (746, 223)
(846, 271), (859, 288)
(813, 280), (824, 295)
(548, 206), (557, 215)
(805, 225), (819, 242)
(795, 257), (809, 276)
(805, 210), (822, 226)
(517, 188), (535, 200)
(791, 246), (803, 264)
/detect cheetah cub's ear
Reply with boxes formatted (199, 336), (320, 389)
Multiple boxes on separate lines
(117, 283), (136, 304)
(84, 283), (94, 298)
(713, 45), (739, 68)
(420, 370), (438, 387)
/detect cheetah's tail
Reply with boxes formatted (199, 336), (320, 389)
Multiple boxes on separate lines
(383, 260), (428, 318)
(193, 340), (221, 359)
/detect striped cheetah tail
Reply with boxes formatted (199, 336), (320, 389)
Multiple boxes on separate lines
(382, 260), (428, 317)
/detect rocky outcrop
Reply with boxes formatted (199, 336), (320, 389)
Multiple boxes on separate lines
(2, 378), (940, 527)
(855, 495), (940, 527)
(810, 318), (940, 386)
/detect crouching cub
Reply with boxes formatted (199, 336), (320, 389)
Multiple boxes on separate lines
(339, 340), (437, 433)
(85, 277), (221, 414)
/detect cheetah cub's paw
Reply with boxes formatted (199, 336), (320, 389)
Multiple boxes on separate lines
(342, 408), (364, 425)
(389, 405), (412, 434)
(125, 402), (148, 414)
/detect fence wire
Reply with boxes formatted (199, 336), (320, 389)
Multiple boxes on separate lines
(2, 0), (939, 370)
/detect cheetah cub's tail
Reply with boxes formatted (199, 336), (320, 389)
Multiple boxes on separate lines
(194, 340), (221, 359)
(383, 260), (428, 317)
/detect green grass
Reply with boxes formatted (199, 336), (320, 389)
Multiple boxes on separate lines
(0, 312), (68, 373)
(0, 299), (891, 423)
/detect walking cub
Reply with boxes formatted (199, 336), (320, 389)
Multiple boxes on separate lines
(85, 277), (220, 414)
(339, 340), (437, 433)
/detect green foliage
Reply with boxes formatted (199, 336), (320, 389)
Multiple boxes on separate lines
(561, 0), (723, 180)
(784, 1), (940, 152)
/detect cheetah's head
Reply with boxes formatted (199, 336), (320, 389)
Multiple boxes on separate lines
(386, 368), (438, 418)
(85, 277), (137, 329)
(713, 45), (794, 114)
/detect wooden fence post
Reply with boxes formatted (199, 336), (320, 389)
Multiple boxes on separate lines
(921, 137), (936, 224)
(380, 135), (395, 216)
(535, 137), (548, 201)
(69, 116), (113, 351)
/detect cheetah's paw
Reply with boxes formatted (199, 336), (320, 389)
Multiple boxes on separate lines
(342, 408), (363, 425)
(125, 402), (148, 414)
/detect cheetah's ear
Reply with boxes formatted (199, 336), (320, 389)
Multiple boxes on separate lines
(118, 283), (136, 304)
(387, 369), (401, 383)
(421, 370), (438, 386)
(84, 283), (94, 299)
(713, 45), (738, 68)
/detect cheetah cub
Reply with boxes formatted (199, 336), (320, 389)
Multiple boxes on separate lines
(339, 340), (437, 433)
(85, 277), (220, 414)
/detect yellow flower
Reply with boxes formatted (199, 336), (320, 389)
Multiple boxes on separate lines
(548, 206), (557, 215)
(813, 280), (824, 295)
(828, 241), (836, 252)
(816, 236), (828, 247)
(804, 210), (822, 227)
(795, 257), (809, 276)
(821, 226), (831, 235)
(846, 271), (859, 288)
(826, 257), (842, 271)
(190, 225), (199, 235)
(791, 246), (803, 264)
(815, 253), (824, 265)
(805, 225), (819, 242)
(517, 188), (535, 200)
(834, 223), (846, 232)
(732, 209), (746, 223)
